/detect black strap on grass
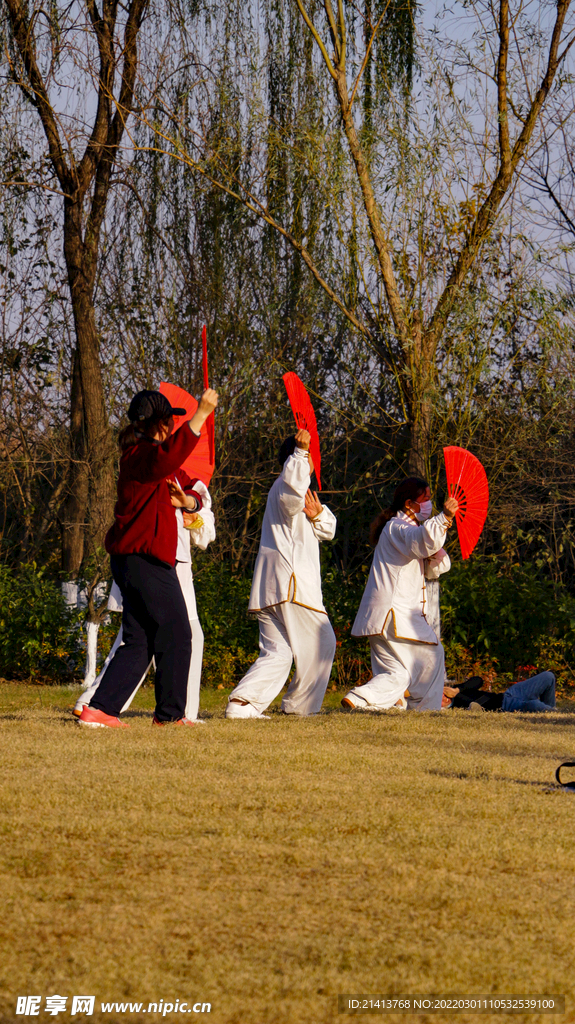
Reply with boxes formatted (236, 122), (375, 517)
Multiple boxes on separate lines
(555, 762), (575, 790)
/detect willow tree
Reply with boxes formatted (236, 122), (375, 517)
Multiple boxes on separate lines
(2, 0), (149, 575)
(135, 0), (575, 476)
(91, 8), (353, 572)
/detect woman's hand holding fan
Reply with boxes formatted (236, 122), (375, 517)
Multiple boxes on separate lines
(295, 428), (311, 450)
(443, 495), (459, 519)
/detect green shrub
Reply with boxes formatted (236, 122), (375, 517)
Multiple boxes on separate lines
(4, 553), (574, 693)
(322, 565), (371, 687)
(0, 563), (82, 679)
(322, 565), (367, 639)
(193, 561), (259, 686)
(442, 640), (502, 688)
(440, 556), (575, 673)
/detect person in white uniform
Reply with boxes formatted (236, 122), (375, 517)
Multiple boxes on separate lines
(342, 477), (457, 712)
(73, 479), (215, 721)
(226, 429), (337, 719)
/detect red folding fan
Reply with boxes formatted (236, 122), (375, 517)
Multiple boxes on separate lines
(159, 380), (215, 486)
(282, 372), (322, 490)
(443, 446), (489, 559)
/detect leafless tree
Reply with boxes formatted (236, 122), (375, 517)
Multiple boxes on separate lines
(2, 0), (149, 574)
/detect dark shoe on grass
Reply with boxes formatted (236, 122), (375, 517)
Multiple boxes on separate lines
(152, 715), (201, 727)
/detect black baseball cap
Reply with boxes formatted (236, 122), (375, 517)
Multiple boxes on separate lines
(128, 389), (187, 423)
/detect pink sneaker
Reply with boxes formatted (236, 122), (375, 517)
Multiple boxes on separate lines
(152, 715), (199, 727)
(78, 707), (129, 729)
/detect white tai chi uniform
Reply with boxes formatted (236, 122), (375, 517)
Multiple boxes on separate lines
(344, 511), (452, 711)
(226, 447), (337, 718)
(74, 482), (215, 720)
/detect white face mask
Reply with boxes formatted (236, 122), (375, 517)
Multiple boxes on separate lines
(414, 499), (433, 523)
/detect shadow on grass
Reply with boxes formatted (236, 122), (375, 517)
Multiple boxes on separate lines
(428, 767), (574, 794)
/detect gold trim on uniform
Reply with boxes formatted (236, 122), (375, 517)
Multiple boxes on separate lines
(365, 608), (438, 646)
(248, 571), (328, 616)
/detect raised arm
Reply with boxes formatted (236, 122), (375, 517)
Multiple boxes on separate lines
(277, 430), (312, 519)
(389, 512), (453, 560)
(132, 389), (218, 483)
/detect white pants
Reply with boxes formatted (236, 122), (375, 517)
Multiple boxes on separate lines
(225, 602), (336, 718)
(74, 561), (204, 720)
(345, 619), (444, 711)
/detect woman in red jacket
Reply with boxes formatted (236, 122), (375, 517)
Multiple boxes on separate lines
(78, 387), (218, 729)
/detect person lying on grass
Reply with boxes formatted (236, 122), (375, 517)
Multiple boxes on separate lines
(342, 477), (458, 712)
(442, 671), (556, 712)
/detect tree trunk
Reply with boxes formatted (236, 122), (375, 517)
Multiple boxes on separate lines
(408, 414), (430, 478)
(407, 314), (434, 478)
(63, 201), (115, 568)
(61, 346), (88, 575)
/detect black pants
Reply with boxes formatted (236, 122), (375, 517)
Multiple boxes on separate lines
(91, 554), (192, 722)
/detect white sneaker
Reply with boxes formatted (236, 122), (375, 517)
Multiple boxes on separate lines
(225, 699), (270, 720)
(341, 694), (368, 710)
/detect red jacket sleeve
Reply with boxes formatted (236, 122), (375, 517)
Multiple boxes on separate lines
(178, 470), (203, 511)
(128, 424), (200, 484)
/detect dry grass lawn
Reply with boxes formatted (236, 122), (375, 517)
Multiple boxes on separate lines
(1, 683), (574, 1024)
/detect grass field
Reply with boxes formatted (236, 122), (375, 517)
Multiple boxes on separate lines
(1, 682), (574, 1024)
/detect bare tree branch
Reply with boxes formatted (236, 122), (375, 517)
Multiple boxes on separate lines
(3, 0), (70, 189)
(294, 0), (337, 79)
(426, 0), (573, 350)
